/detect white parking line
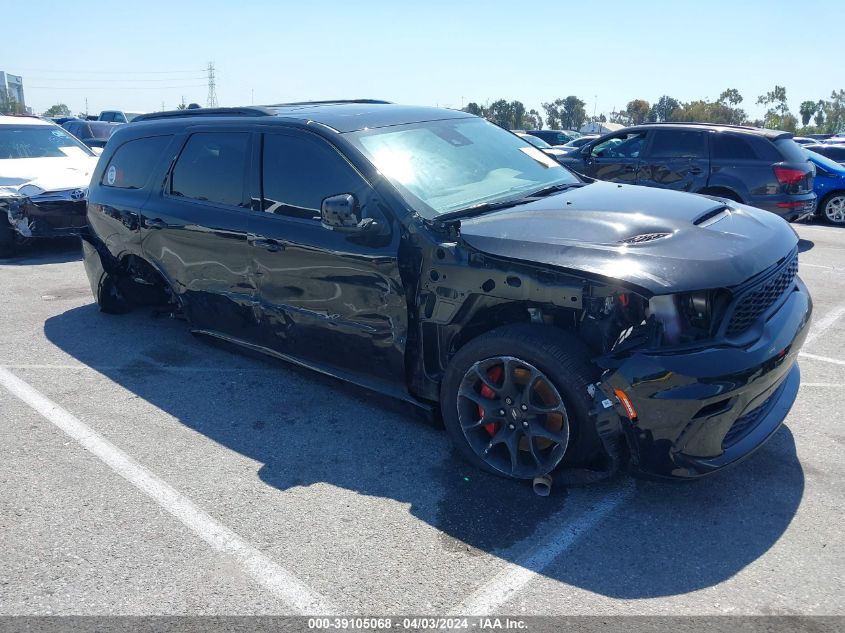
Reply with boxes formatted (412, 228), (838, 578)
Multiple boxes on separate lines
(799, 352), (845, 367)
(0, 366), (335, 615)
(801, 383), (845, 387)
(452, 483), (633, 615)
(1, 364), (276, 372)
(804, 303), (845, 347)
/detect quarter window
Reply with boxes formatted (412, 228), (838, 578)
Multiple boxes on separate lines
(261, 134), (366, 220)
(647, 130), (707, 158)
(171, 132), (249, 206)
(102, 135), (172, 189)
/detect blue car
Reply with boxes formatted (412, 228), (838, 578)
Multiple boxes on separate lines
(805, 148), (845, 225)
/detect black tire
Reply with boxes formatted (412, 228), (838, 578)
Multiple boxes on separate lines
(440, 324), (601, 480)
(819, 191), (845, 225)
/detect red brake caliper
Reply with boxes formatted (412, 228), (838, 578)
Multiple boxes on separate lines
(478, 365), (503, 436)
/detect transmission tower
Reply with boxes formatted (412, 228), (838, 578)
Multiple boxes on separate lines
(206, 62), (218, 108)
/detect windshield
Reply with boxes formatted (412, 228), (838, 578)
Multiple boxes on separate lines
(0, 125), (95, 159)
(347, 118), (578, 218)
(124, 112), (144, 122)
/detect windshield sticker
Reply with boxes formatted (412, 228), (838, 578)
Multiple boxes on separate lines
(106, 165), (116, 186)
(519, 146), (561, 169)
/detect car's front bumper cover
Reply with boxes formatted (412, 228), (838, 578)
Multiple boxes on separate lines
(598, 276), (812, 479)
(2, 193), (88, 239)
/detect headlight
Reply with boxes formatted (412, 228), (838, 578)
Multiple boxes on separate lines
(648, 290), (730, 345)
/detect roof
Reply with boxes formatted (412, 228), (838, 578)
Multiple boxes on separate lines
(626, 122), (791, 139)
(132, 101), (474, 133)
(0, 115), (53, 126)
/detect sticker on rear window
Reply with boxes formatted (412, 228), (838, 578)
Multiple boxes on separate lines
(106, 165), (116, 186)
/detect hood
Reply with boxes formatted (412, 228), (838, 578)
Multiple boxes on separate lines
(458, 181), (799, 295)
(0, 155), (99, 198)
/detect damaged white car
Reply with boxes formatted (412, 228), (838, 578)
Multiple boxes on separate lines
(0, 115), (99, 257)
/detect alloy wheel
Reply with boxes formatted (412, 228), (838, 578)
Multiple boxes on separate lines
(824, 195), (845, 224)
(456, 356), (570, 478)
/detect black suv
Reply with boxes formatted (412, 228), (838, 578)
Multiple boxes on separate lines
(558, 123), (816, 220)
(524, 129), (579, 146)
(82, 102), (812, 483)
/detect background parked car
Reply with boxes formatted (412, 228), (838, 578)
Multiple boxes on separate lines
(515, 132), (571, 162)
(524, 129), (580, 146)
(806, 143), (845, 166)
(62, 120), (121, 149)
(98, 110), (144, 123)
(0, 115), (98, 256)
(804, 147), (845, 225)
(557, 123), (816, 221)
(792, 136), (818, 146)
(562, 135), (599, 150)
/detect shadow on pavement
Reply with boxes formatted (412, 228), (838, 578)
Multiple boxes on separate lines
(43, 304), (805, 599)
(0, 238), (82, 265)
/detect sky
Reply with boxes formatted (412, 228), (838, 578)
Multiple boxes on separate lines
(4, 0), (842, 121)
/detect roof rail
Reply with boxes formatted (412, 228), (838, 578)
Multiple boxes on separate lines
(267, 99), (392, 107)
(649, 121), (758, 131)
(133, 107), (276, 122)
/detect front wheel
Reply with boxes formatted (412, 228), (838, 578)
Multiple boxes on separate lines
(440, 324), (601, 480)
(820, 192), (845, 225)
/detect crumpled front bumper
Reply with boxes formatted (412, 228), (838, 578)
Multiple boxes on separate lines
(598, 276), (812, 479)
(2, 194), (88, 239)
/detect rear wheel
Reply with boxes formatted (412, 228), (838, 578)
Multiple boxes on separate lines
(440, 324), (601, 479)
(820, 192), (845, 225)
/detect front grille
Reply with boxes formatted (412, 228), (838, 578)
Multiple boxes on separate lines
(722, 390), (778, 449)
(725, 255), (798, 337)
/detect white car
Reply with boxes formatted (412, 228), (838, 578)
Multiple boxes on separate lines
(98, 110), (145, 123)
(0, 115), (99, 256)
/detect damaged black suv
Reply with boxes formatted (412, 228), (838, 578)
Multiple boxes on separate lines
(82, 101), (812, 482)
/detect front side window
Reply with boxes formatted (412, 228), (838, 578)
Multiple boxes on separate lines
(591, 132), (647, 159)
(346, 117), (578, 218)
(171, 132), (249, 206)
(647, 130), (707, 158)
(0, 125), (95, 159)
(103, 135), (172, 189)
(262, 133), (367, 220)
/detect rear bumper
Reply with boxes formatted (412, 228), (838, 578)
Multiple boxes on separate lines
(598, 276), (812, 479)
(748, 193), (816, 221)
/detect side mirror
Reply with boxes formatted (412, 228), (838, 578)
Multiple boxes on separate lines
(320, 193), (375, 233)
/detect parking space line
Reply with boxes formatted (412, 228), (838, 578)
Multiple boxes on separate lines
(799, 352), (845, 367)
(451, 483), (634, 615)
(0, 366), (335, 615)
(801, 383), (845, 388)
(804, 303), (845, 347)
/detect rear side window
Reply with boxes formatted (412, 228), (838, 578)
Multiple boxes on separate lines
(102, 135), (172, 189)
(712, 134), (759, 160)
(647, 130), (707, 158)
(261, 133), (367, 220)
(171, 132), (250, 206)
(774, 138), (810, 163)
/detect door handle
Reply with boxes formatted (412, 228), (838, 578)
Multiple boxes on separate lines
(689, 167), (703, 175)
(144, 218), (168, 229)
(250, 237), (283, 252)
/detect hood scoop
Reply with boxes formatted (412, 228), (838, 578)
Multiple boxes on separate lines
(618, 232), (672, 245)
(694, 206), (731, 228)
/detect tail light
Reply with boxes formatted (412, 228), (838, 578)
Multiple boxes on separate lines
(773, 166), (806, 186)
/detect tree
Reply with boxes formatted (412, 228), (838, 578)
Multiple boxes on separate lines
(559, 96), (586, 130)
(718, 88), (743, 107)
(541, 99), (563, 129)
(462, 102), (483, 117)
(649, 95), (681, 122)
(625, 99), (650, 125)
(799, 100), (817, 127)
(757, 85), (790, 128)
(43, 103), (71, 117)
(823, 89), (845, 134)
(524, 109), (543, 130)
(814, 100), (826, 128)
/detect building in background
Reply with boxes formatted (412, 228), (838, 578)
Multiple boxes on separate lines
(0, 71), (27, 113)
